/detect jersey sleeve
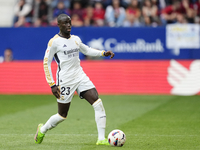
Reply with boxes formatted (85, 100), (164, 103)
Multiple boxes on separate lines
(77, 36), (105, 57)
(43, 38), (57, 87)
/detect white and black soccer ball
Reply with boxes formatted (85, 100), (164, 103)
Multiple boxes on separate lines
(108, 129), (126, 147)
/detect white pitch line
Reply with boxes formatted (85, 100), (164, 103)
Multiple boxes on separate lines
(133, 134), (199, 137)
(0, 134), (199, 137)
(0, 134), (96, 136)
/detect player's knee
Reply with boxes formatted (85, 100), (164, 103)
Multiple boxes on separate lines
(58, 109), (69, 118)
(82, 88), (99, 104)
(58, 102), (70, 118)
(92, 89), (99, 100)
(93, 95), (99, 101)
(90, 97), (99, 104)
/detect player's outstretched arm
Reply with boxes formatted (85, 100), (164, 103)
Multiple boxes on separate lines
(104, 51), (115, 59)
(51, 85), (60, 99)
(79, 42), (115, 58)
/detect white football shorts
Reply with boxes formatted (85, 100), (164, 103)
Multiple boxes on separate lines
(57, 74), (95, 103)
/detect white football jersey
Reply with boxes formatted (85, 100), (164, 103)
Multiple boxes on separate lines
(43, 34), (105, 87)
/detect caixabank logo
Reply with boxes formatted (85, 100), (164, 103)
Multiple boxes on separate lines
(87, 38), (164, 53)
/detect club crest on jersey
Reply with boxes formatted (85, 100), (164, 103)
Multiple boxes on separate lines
(63, 44), (67, 47)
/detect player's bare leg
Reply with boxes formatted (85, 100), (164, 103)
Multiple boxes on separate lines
(57, 102), (71, 118)
(81, 88), (109, 145)
(34, 102), (70, 144)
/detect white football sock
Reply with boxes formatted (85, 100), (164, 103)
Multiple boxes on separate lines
(40, 113), (66, 134)
(92, 98), (106, 141)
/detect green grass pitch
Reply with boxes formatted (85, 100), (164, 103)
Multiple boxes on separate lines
(0, 95), (199, 150)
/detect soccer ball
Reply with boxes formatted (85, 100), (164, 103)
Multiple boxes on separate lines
(108, 129), (126, 147)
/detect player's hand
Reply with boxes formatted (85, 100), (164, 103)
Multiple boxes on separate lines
(104, 51), (115, 59)
(51, 85), (60, 99)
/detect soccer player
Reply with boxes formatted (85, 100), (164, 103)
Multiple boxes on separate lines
(34, 14), (115, 145)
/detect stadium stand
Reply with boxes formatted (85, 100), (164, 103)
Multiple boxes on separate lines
(0, 0), (200, 27)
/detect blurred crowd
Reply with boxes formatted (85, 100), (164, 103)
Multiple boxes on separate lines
(13, 0), (200, 27)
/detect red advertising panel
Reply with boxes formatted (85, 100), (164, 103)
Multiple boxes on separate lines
(0, 60), (198, 95)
